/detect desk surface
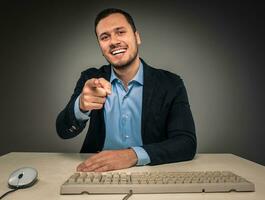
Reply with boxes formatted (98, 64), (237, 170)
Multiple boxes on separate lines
(0, 153), (264, 200)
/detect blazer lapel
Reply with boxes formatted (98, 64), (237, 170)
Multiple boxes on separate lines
(141, 60), (156, 143)
(101, 65), (112, 81)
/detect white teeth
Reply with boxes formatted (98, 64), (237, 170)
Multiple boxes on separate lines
(112, 49), (126, 55)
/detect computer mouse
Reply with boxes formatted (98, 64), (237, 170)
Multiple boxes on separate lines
(8, 167), (38, 189)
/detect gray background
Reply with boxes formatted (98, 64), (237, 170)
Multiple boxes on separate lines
(1, 1), (264, 165)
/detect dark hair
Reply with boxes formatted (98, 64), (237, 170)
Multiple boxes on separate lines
(94, 8), (137, 35)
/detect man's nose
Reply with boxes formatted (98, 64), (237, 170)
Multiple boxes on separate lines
(110, 35), (121, 45)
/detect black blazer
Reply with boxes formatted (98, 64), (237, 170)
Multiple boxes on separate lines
(56, 59), (197, 165)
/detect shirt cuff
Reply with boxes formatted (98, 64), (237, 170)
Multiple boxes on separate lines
(131, 146), (151, 166)
(74, 95), (90, 121)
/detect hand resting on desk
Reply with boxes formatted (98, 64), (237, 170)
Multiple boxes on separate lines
(76, 149), (138, 172)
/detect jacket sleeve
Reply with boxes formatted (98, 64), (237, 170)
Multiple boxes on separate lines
(142, 79), (197, 165)
(56, 69), (96, 139)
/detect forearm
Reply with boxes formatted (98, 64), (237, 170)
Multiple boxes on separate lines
(56, 69), (96, 139)
(142, 132), (197, 165)
(56, 96), (87, 139)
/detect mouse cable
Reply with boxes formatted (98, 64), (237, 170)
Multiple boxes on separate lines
(0, 188), (19, 199)
(122, 190), (133, 200)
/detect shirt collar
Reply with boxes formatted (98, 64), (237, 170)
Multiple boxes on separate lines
(110, 61), (144, 85)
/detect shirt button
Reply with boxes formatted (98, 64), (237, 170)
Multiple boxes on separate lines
(122, 118), (126, 124)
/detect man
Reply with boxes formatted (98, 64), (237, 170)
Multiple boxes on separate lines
(56, 8), (197, 172)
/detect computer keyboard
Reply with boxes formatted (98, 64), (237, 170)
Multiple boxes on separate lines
(60, 171), (255, 194)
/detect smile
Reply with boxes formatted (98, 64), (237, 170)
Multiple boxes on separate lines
(111, 48), (127, 55)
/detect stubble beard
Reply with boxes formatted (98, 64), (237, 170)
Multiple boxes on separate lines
(112, 50), (138, 70)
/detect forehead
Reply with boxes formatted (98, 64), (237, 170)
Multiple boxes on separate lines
(96, 13), (131, 35)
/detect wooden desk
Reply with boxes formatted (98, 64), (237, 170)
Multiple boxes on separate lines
(0, 153), (264, 200)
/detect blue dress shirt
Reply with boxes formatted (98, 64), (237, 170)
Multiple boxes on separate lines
(74, 62), (151, 165)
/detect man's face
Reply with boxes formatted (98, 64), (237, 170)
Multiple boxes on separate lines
(96, 13), (141, 68)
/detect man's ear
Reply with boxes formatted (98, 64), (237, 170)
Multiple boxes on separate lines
(135, 31), (141, 45)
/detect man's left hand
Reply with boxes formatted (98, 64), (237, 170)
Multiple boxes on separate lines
(77, 149), (138, 172)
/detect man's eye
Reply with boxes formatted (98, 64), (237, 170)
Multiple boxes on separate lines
(101, 36), (109, 41)
(118, 31), (125, 35)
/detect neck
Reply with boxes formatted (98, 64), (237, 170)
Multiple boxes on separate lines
(113, 56), (140, 87)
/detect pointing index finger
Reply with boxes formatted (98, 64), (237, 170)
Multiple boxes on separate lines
(85, 78), (111, 95)
(98, 78), (111, 95)
(85, 78), (99, 88)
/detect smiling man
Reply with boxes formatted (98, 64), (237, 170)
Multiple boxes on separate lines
(56, 8), (197, 172)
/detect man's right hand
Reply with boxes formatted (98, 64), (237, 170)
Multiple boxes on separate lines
(79, 78), (111, 112)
